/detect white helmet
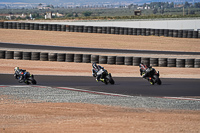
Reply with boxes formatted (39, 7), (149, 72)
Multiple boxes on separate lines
(14, 67), (19, 71)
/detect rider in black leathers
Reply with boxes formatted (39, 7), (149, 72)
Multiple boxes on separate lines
(139, 63), (156, 80)
(14, 67), (27, 83)
(92, 63), (105, 82)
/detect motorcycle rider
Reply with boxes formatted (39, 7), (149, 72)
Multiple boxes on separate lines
(92, 63), (105, 82)
(14, 67), (27, 83)
(139, 63), (156, 81)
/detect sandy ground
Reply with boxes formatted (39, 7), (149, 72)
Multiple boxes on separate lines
(0, 29), (200, 133)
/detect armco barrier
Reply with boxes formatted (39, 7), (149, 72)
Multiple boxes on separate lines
(0, 50), (199, 68)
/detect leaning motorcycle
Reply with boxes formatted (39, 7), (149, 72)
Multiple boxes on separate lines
(97, 69), (115, 85)
(142, 68), (162, 85)
(15, 71), (37, 85)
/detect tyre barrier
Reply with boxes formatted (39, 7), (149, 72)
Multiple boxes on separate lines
(8, 22), (12, 29)
(159, 29), (164, 36)
(91, 55), (99, 63)
(49, 53), (57, 61)
(164, 29), (169, 37)
(82, 54), (91, 63)
(155, 29), (159, 36)
(47, 24), (52, 31)
(133, 28), (137, 35)
(39, 24), (43, 30)
(66, 25), (70, 32)
(173, 30), (178, 37)
(0, 22), (3, 28)
(40, 52), (48, 61)
(124, 28), (128, 35)
(66, 53), (74, 62)
(14, 51), (23, 60)
(0, 50), (199, 68)
(137, 28), (141, 35)
(168, 30), (173, 37)
(17, 23), (21, 29)
(150, 58), (158, 67)
(187, 31), (193, 38)
(0, 50), (5, 59)
(88, 26), (93, 33)
(125, 56), (133, 66)
(57, 25), (61, 31)
(93, 27), (97, 33)
(69, 25), (74, 32)
(110, 27), (115, 34)
(30, 23), (34, 30)
(106, 27), (111, 34)
(150, 29), (155, 36)
(119, 27), (124, 35)
(74, 54), (83, 63)
(141, 28), (146, 36)
(159, 58), (167, 67)
(128, 28), (133, 35)
(115, 27), (120, 34)
(133, 57), (141, 66)
(12, 22), (17, 29)
(43, 24), (48, 31)
(97, 27), (102, 33)
(52, 24), (57, 31)
(102, 27), (107, 34)
(185, 59), (194, 68)
(116, 56), (124, 65)
(183, 30), (188, 38)
(25, 23), (30, 30)
(194, 59), (200, 68)
(83, 26), (88, 33)
(178, 30), (183, 38)
(34, 23), (39, 30)
(176, 59), (185, 68)
(193, 31), (198, 38)
(167, 58), (176, 67)
(99, 56), (107, 64)
(5, 51), (14, 59)
(141, 57), (150, 66)
(57, 53), (66, 62)
(3, 22), (8, 29)
(146, 29), (150, 36)
(23, 52), (31, 60)
(31, 52), (40, 60)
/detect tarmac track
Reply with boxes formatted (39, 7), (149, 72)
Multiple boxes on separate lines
(0, 74), (200, 98)
(1, 42), (200, 55)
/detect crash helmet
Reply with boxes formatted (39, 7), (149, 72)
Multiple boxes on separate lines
(139, 63), (148, 69)
(14, 67), (19, 71)
(92, 63), (99, 70)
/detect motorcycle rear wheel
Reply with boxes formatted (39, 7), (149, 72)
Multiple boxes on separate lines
(107, 74), (115, 85)
(157, 78), (162, 85)
(32, 79), (37, 85)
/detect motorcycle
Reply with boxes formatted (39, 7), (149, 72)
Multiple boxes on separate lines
(96, 69), (115, 85)
(142, 68), (162, 85)
(15, 71), (37, 85)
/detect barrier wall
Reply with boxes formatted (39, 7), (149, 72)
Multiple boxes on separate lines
(0, 22), (199, 38)
(0, 50), (199, 68)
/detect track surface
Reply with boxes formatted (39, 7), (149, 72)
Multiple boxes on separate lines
(1, 74), (200, 97)
(1, 42), (200, 55)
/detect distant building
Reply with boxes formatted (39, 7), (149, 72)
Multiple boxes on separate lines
(45, 12), (52, 19)
(134, 10), (141, 16)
